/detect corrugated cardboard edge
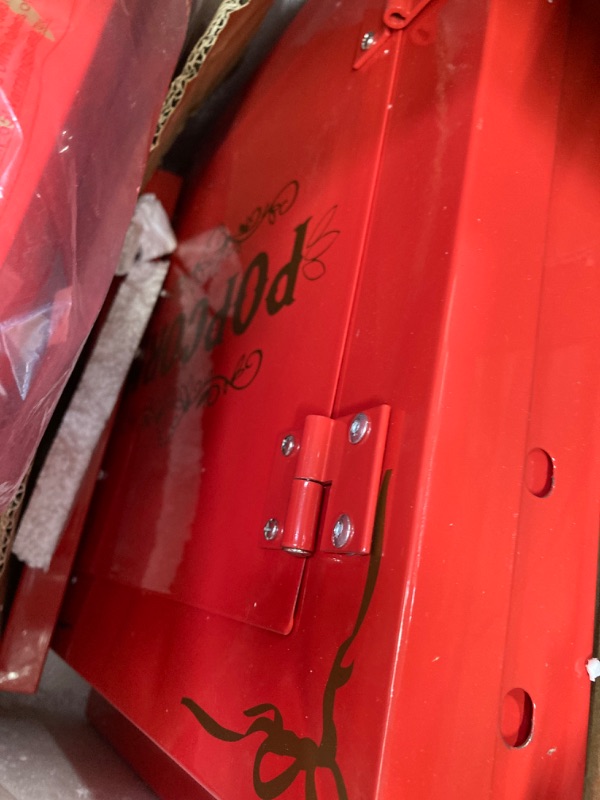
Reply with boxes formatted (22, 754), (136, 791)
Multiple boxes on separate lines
(144, 0), (272, 183)
(0, 478), (27, 580)
(0, 475), (28, 631)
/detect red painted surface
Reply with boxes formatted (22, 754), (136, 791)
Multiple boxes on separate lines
(88, 690), (214, 800)
(62, 0), (400, 637)
(50, 0), (600, 798)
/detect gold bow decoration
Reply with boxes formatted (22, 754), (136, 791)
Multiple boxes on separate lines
(183, 469), (392, 799)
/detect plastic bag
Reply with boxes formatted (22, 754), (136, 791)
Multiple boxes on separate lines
(0, 0), (188, 510)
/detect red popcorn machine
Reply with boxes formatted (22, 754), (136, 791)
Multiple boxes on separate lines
(1, 1), (599, 799)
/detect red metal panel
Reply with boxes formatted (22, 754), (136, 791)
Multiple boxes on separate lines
(491, 6), (600, 794)
(54, 1), (600, 798)
(69, 0), (401, 634)
(331, 1), (581, 798)
(87, 690), (214, 800)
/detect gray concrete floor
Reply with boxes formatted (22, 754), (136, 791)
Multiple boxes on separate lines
(0, 652), (158, 800)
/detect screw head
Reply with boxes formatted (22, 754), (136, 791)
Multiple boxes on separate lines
(332, 514), (353, 549)
(361, 31), (376, 50)
(281, 435), (297, 457)
(349, 413), (370, 445)
(263, 518), (280, 541)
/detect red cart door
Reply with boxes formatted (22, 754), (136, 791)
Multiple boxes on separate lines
(56, 1), (600, 799)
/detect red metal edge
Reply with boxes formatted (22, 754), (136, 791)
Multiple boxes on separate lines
(144, 169), (184, 219)
(87, 690), (215, 800)
(0, 420), (114, 693)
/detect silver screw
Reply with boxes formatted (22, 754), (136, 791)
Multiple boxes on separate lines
(263, 518), (280, 541)
(332, 514), (353, 549)
(349, 413), (370, 444)
(281, 435), (297, 457)
(361, 31), (376, 51)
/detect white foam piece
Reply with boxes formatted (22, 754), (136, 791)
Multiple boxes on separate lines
(14, 196), (175, 570)
(587, 657), (600, 682)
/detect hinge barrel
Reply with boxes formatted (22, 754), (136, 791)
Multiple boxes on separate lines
(282, 479), (323, 556)
(295, 415), (335, 482)
(384, 0), (435, 30)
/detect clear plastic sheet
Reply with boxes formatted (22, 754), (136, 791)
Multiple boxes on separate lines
(0, 0), (188, 510)
(14, 195), (176, 570)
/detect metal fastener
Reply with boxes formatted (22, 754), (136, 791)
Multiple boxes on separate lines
(281, 434), (297, 457)
(263, 518), (280, 541)
(361, 31), (376, 51)
(348, 413), (370, 444)
(332, 514), (353, 549)
(283, 546), (311, 558)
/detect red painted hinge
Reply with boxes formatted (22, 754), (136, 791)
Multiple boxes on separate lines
(384, 0), (436, 29)
(262, 405), (390, 557)
(353, 0), (436, 69)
